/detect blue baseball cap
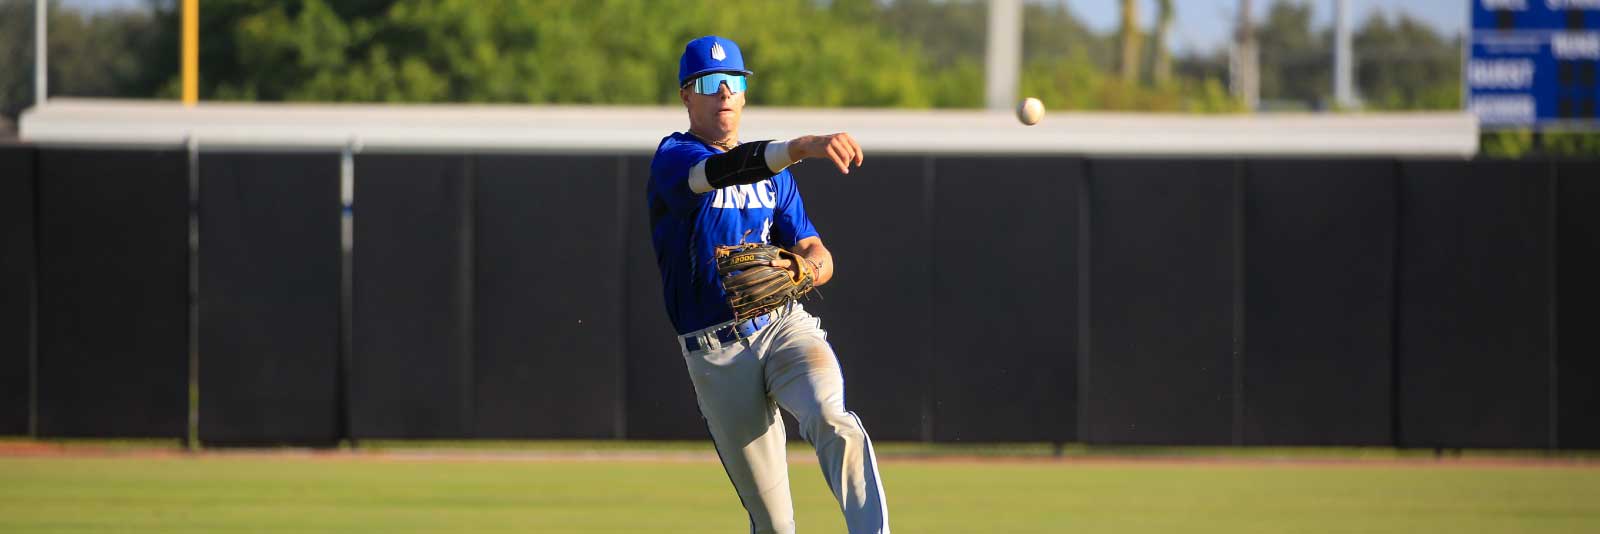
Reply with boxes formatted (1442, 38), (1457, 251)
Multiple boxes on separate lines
(678, 36), (753, 87)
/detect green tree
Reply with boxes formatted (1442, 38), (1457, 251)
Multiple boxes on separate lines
(874, 0), (1232, 113)
(1021, 2), (1113, 69)
(875, 0), (1120, 108)
(873, 0), (986, 70)
(1245, 2), (1462, 112)
(3, 0), (1248, 116)
(0, 0), (168, 127)
(180, 0), (939, 107)
(1013, 0), (1233, 113)
(1353, 12), (1460, 111)
(0, 0), (35, 127)
(1253, 1), (1328, 110)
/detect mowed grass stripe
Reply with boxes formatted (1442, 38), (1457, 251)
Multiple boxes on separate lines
(2, 456), (1597, 533)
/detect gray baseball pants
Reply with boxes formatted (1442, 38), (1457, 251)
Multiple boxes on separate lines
(678, 303), (889, 534)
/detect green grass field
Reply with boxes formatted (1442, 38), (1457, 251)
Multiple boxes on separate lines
(2, 446), (1598, 533)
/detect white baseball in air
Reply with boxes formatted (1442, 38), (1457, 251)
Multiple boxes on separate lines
(1016, 97), (1045, 126)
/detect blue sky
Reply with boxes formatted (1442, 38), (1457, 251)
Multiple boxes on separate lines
(1063, 0), (1466, 54)
(59, 0), (143, 10)
(61, 0), (1468, 56)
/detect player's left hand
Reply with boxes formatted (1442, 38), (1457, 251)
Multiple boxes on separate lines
(767, 257), (811, 279)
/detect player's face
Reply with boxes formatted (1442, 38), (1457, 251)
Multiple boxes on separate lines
(681, 76), (745, 138)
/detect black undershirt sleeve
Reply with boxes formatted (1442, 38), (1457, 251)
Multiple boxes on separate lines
(703, 140), (777, 190)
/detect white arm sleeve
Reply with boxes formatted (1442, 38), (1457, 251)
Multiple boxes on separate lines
(687, 160), (713, 194)
(764, 140), (795, 173)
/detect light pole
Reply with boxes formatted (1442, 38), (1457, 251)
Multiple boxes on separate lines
(1333, 0), (1358, 109)
(35, 0), (46, 107)
(985, 0), (1021, 111)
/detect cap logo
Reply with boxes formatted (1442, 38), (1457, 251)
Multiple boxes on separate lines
(710, 42), (727, 62)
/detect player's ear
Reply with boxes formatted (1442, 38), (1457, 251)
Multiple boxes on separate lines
(679, 87), (690, 107)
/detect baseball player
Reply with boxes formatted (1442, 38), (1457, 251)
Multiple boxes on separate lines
(647, 36), (888, 534)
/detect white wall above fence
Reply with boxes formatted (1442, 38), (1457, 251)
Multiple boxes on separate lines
(21, 98), (1478, 157)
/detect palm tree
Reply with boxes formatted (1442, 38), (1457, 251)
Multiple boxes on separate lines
(1152, 0), (1174, 86)
(1119, 0), (1141, 83)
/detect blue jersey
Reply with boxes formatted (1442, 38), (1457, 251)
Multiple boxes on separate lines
(648, 132), (818, 335)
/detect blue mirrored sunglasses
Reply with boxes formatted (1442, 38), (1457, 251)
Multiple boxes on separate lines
(684, 73), (747, 95)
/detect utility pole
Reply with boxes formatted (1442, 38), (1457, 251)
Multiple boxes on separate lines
(35, 0), (46, 107)
(985, 0), (1022, 110)
(183, 0), (198, 106)
(1231, 0), (1259, 111)
(1333, 0), (1358, 109)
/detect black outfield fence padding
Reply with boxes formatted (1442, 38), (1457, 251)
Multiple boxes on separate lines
(1396, 160), (1553, 449)
(928, 156), (1080, 443)
(1557, 161), (1600, 450)
(1, 146), (1594, 449)
(197, 153), (343, 445)
(0, 147), (36, 435)
(350, 154), (475, 439)
(1240, 159), (1397, 446)
(33, 149), (189, 438)
(471, 155), (626, 439)
(1084, 158), (1238, 445)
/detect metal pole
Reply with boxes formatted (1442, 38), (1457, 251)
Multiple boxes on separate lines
(35, 0), (46, 106)
(338, 138), (359, 447)
(1333, 0), (1356, 109)
(182, 0), (198, 106)
(985, 0), (1022, 110)
(186, 134), (200, 450)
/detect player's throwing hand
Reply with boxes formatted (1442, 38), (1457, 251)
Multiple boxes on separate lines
(787, 132), (864, 174)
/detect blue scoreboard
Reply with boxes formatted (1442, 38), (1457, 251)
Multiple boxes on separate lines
(1469, 0), (1600, 129)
